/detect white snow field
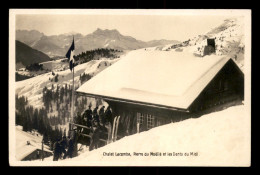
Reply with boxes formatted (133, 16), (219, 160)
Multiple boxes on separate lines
(35, 105), (250, 167)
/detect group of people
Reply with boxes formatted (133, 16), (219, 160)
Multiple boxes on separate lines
(53, 135), (75, 161)
(75, 105), (113, 151)
(76, 105), (113, 128)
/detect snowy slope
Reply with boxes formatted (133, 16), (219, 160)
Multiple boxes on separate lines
(55, 105), (249, 166)
(16, 126), (52, 161)
(15, 58), (120, 109)
(175, 17), (245, 71)
(41, 58), (69, 72)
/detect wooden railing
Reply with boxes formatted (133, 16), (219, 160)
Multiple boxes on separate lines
(69, 122), (108, 143)
(69, 122), (123, 143)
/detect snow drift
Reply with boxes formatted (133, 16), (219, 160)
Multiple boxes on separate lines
(69, 105), (250, 166)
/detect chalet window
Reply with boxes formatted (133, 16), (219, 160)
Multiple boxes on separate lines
(137, 112), (144, 124)
(147, 114), (155, 129)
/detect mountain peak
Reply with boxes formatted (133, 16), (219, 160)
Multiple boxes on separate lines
(93, 28), (120, 35)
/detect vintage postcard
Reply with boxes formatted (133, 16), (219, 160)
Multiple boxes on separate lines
(9, 9), (251, 166)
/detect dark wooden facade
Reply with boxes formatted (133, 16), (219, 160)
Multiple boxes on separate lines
(105, 59), (244, 138)
(189, 59), (244, 114)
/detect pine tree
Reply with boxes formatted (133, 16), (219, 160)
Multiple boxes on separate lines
(33, 108), (39, 130)
(60, 86), (64, 103)
(56, 101), (59, 111)
(55, 85), (60, 102)
(65, 84), (67, 96)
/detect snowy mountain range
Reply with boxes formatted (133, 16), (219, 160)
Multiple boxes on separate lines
(16, 28), (180, 57)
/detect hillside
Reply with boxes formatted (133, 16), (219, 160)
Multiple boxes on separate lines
(15, 40), (51, 69)
(146, 39), (180, 47)
(170, 17), (245, 71)
(15, 57), (121, 109)
(16, 29), (179, 57)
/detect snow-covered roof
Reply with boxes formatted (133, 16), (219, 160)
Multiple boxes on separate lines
(76, 49), (230, 110)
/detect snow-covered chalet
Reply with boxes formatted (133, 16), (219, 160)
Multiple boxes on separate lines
(76, 50), (244, 137)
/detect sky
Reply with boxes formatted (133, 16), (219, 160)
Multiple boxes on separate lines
(16, 14), (230, 41)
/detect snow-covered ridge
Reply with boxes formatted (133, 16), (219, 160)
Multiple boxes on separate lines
(179, 17), (245, 71)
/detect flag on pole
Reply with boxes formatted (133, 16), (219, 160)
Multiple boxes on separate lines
(65, 37), (75, 71)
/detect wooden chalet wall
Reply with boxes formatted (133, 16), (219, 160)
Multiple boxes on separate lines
(106, 100), (191, 137)
(188, 59), (244, 115)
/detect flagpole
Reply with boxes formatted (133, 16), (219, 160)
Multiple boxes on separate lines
(72, 65), (74, 123)
(67, 36), (75, 132)
(69, 64), (74, 131)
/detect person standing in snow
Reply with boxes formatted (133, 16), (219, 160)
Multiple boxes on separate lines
(84, 105), (93, 127)
(99, 106), (105, 126)
(89, 119), (101, 151)
(93, 106), (99, 123)
(59, 136), (68, 159)
(105, 106), (112, 126)
(53, 139), (61, 161)
(67, 136), (74, 158)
